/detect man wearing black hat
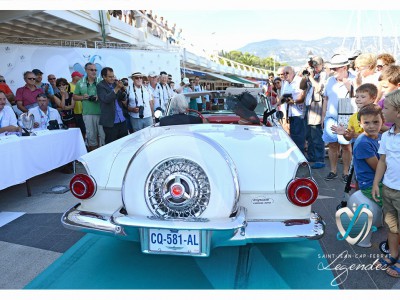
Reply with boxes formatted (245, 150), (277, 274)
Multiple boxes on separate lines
(227, 91), (261, 125)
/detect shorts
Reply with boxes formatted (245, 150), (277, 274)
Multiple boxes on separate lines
(361, 183), (383, 207)
(322, 117), (350, 145)
(83, 114), (105, 147)
(382, 184), (400, 234)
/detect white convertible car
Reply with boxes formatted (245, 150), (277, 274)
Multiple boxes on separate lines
(62, 90), (325, 257)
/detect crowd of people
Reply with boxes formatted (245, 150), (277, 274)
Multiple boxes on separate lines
(266, 51), (400, 278)
(0, 64), (215, 146)
(109, 10), (183, 45)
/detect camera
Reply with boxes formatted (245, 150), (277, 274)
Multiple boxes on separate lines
(88, 95), (97, 102)
(302, 57), (318, 76)
(47, 120), (60, 130)
(123, 81), (129, 87)
(281, 93), (293, 104)
(138, 105), (144, 118)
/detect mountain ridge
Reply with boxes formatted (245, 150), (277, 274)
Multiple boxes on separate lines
(238, 36), (399, 67)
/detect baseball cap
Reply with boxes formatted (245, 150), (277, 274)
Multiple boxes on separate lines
(71, 71), (83, 78)
(32, 69), (43, 75)
(182, 77), (190, 84)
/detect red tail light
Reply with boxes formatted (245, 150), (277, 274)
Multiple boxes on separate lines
(286, 178), (318, 207)
(70, 174), (96, 200)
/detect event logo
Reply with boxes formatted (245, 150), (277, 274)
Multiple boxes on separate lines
(335, 203), (377, 245)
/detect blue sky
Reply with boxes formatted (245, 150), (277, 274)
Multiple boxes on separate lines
(157, 10), (400, 52)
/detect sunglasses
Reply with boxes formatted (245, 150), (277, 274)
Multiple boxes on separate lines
(376, 64), (386, 69)
(134, 77), (143, 79)
(87, 69), (97, 72)
(331, 67), (343, 71)
(27, 77), (36, 80)
(0, 80), (5, 83)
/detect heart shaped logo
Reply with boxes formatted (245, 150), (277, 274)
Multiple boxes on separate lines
(335, 203), (376, 245)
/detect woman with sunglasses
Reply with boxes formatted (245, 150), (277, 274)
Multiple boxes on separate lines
(55, 78), (76, 128)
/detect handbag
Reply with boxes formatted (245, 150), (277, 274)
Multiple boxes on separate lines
(337, 85), (357, 128)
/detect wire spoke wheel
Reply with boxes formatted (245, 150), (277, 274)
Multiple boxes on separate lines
(146, 158), (211, 218)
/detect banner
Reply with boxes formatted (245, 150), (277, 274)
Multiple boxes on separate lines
(0, 44), (181, 93)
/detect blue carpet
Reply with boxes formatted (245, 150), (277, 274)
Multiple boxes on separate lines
(25, 234), (338, 289)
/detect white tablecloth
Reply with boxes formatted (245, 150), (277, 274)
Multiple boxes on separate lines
(0, 128), (87, 190)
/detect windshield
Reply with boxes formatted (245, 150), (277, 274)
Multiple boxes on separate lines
(166, 88), (272, 117)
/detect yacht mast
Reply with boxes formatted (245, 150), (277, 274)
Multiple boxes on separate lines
(379, 11), (383, 53)
(355, 10), (361, 51)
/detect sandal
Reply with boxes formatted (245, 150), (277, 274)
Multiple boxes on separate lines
(386, 261), (400, 278)
(373, 255), (398, 268)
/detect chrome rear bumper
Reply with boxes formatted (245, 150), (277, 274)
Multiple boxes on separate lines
(62, 204), (325, 256)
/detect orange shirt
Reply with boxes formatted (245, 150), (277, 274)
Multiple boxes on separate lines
(0, 83), (12, 95)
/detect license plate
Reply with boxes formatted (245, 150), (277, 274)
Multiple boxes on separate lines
(148, 228), (201, 254)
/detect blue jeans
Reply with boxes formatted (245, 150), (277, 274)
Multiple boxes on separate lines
(306, 124), (325, 163)
(130, 116), (153, 132)
(289, 116), (306, 153)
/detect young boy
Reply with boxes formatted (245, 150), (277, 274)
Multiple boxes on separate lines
(331, 83), (378, 141)
(352, 104), (384, 204)
(372, 89), (400, 278)
(377, 65), (400, 128)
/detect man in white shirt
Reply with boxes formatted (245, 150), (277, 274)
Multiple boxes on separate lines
(127, 72), (154, 132)
(193, 76), (205, 111)
(29, 93), (62, 130)
(156, 72), (173, 112)
(0, 91), (19, 135)
(147, 71), (160, 111)
(280, 66), (306, 153)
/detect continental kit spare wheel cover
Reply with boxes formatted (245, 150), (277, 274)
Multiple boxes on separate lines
(122, 133), (239, 219)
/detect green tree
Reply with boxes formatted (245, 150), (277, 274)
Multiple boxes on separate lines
(219, 50), (281, 70)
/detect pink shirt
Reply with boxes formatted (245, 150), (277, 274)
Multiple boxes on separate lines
(15, 85), (44, 107)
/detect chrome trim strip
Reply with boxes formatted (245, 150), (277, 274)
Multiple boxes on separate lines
(112, 207), (246, 230)
(62, 205), (325, 243)
(61, 204), (123, 235)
